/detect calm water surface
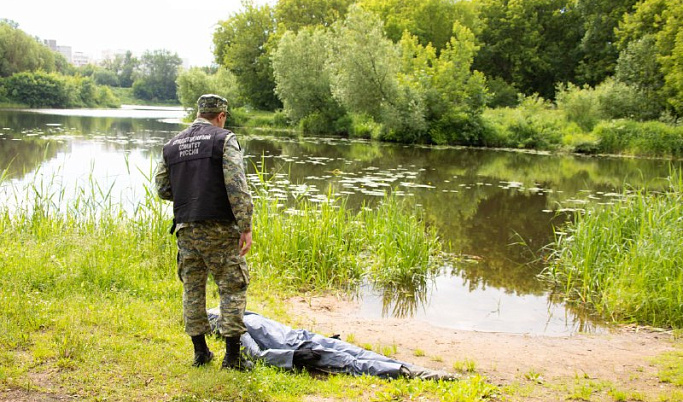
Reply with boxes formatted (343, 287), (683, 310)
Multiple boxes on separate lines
(1, 107), (679, 336)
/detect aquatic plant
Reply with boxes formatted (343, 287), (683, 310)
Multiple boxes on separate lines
(251, 185), (444, 292)
(542, 169), (683, 328)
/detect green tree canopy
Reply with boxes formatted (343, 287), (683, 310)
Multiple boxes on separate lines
(358, 0), (467, 52)
(327, 5), (401, 120)
(3, 71), (118, 108)
(574, 0), (640, 86)
(271, 27), (341, 124)
(176, 67), (241, 117)
(0, 21), (68, 77)
(274, 0), (353, 31)
(617, 0), (683, 114)
(132, 49), (182, 102)
(213, 0), (280, 110)
(100, 51), (139, 88)
(473, 0), (583, 100)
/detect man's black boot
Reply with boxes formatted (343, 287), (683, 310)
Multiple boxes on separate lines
(191, 334), (213, 367)
(221, 335), (253, 371)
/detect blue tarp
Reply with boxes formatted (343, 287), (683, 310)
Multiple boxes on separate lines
(208, 308), (456, 381)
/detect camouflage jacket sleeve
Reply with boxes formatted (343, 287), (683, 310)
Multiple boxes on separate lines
(154, 158), (173, 201)
(223, 134), (253, 233)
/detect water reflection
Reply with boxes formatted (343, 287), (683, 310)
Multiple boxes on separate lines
(360, 269), (605, 336)
(1, 109), (680, 335)
(0, 108), (184, 181)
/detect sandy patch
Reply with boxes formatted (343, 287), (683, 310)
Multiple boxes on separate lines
(288, 294), (680, 400)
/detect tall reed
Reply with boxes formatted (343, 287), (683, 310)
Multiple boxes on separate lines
(542, 169), (683, 328)
(251, 187), (443, 292)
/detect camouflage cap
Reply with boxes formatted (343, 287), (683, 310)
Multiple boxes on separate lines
(197, 94), (229, 113)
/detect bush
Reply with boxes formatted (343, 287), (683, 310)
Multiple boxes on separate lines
(299, 112), (332, 135)
(93, 70), (119, 87)
(507, 117), (562, 149)
(596, 78), (662, 121)
(226, 107), (250, 127)
(555, 83), (602, 132)
(594, 120), (683, 157)
(271, 110), (290, 128)
(96, 86), (120, 108)
(332, 114), (352, 135)
(0, 78), (7, 103)
(4, 71), (69, 107)
(427, 109), (492, 146)
(484, 96), (564, 150)
(349, 113), (381, 139)
(3, 71), (121, 109)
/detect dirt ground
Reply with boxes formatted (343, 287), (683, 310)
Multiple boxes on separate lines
(287, 294), (681, 402)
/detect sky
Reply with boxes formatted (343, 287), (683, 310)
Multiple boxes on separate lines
(3, 0), (270, 67)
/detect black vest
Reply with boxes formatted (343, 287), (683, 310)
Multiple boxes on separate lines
(162, 123), (236, 224)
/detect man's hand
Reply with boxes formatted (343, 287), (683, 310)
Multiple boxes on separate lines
(239, 230), (252, 256)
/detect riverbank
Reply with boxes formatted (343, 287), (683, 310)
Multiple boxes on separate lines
(288, 294), (682, 402)
(1, 181), (682, 401)
(227, 106), (683, 160)
(1, 292), (680, 402)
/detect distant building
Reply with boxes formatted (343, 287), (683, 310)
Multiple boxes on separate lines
(43, 39), (90, 66)
(71, 51), (91, 67)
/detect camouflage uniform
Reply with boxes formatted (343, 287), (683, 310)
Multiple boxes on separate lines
(155, 95), (253, 339)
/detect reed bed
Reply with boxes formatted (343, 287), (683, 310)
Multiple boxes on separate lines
(542, 170), (683, 329)
(251, 188), (443, 292)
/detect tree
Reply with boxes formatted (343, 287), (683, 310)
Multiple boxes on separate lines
(574, 0), (640, 86)
(132, 49), (182, 102)
(271, 28), (342, 125)
(3, 71), (118, 108)
(398, 24), (489, 144)
(274, 0), (353, 31)
(473, 0), (583, 100)
(213, 0), (280, 110)
(176, 67), (241, 117)
(654, 0), (683, 114)
(0, 21), (63, 77)
(359, 0), (465, 52)
(101, 51), (138, 88)
(327, 5), (401, 120)
(615, 35), (664, 102)
(4, 71), (68, 107)
(93, 69), (119, 87)
(617, 0), (683, 115)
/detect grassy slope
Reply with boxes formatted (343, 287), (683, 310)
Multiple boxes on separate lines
(0, 182), (495, 401)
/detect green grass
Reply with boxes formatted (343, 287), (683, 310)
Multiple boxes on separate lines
(542, 169), (683, 329)
(657, 350), (683, 387)
(109, 87), (180, 107)
(0, 164), (489, 401)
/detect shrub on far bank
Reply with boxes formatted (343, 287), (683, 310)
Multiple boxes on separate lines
(482, 96), (565, 150)
(594, 120), (683, 158)
(556, 80), (664, 131)
(1, 71), (120, 108)
(349, 113), (381, 139)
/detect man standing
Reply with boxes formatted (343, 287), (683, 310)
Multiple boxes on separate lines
(155, 94), (253, 370)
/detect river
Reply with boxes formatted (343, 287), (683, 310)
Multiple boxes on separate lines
(1, 106), (679, 336)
